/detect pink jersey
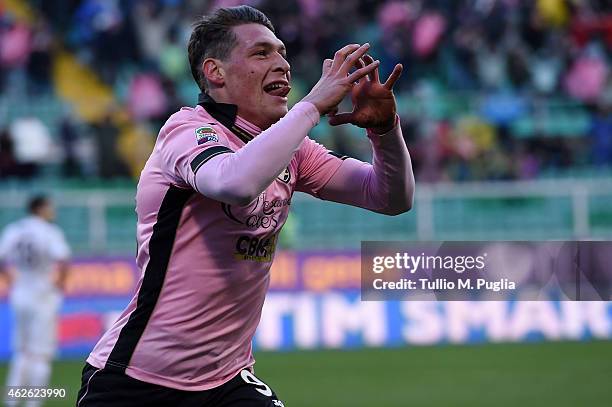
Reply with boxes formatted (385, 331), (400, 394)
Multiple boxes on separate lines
(87, 96), (344, 390)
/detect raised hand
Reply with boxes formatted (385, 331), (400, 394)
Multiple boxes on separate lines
(328, 55), (402, 134)
(301, 44), (380, 116)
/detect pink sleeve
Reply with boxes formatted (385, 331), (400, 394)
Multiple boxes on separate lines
(317, 118), (415, 215)
(294, 137), (345, 197)
(195, 102), (320, 205)
(158, 121), (233, 190)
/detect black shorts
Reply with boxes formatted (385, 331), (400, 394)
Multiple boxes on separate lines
(76, 363), (284, 407)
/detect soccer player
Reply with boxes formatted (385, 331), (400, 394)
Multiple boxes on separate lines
(0, 195), (70, 407)
(78, 5), (414, 407)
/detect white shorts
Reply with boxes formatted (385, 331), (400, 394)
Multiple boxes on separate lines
(9, 288), (62, 357)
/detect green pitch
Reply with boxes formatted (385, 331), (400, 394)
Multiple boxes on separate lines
(1, 341), (611, 407)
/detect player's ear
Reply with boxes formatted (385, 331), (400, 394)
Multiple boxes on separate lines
(203, 58), (225, 87)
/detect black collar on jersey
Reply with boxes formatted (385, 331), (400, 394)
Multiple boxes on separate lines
(197, 92), (254, 144)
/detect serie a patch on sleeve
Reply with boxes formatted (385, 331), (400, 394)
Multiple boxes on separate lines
(195, 126), (219, 145)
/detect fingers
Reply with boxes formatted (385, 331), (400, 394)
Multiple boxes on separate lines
(354, 58), (365, 70)
(363, 54), (379, 82)
(383, 63), (403, 90)
(346, 59), (380, 83)
(322, 58), (333, 75)
(331, 44), (361, 72)
(328, 112), (354, 126)
(352, 58), (366, 83)
(339, 43), (371, 75)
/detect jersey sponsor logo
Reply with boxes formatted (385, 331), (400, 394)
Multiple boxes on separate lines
(234, 234), (277, 262)
(195, 126), (219, 145)
(221, 192), (291, 229)
(262, 197), (291, 215)
(246, 214), (279, 229)
(277, 167), (291, 183)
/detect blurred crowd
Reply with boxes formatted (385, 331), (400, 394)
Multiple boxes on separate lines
(0, 0), (611, 182)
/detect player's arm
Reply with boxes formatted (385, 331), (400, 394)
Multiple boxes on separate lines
(55, 260), (70, 291)
(298, 56), (414, 215)
(50, 228), (71, 292)
(194, 44), (380, 205)
(0, 227), (13, 287)
(319, 122), (413, 215)
(0, 261), (11, 287)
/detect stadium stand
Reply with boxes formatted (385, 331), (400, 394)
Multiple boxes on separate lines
(0, 0), (611, 253)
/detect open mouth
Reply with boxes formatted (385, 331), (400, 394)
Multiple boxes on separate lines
(263, 81), (291, 97)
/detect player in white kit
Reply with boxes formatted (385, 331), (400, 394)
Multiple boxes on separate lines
(0, 195), (70, 407)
